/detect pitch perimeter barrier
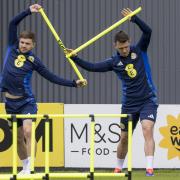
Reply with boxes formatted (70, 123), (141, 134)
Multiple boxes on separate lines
(0, 114), (132, 180)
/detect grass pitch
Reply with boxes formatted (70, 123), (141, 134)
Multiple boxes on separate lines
(0, 169), (179, 180)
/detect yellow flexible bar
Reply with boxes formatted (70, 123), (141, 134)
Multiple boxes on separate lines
(94, 114), (128, 118)
(45, 117), (50, 174)
(50, 173), (89, 178)
(0, 114), (11, 118)
(39, 8), (85, 81)
(44, 114), (90, 118)
(16, 114), (44, 119)
(0, 172), (127, 179)
(94, 173), (126, 177)
(66, 7), (142, 58)
(128, 116), (133, 173)
(12, 118), (17, 176)
(0, 174), (12, 180)
(30, 120), (36, 173)
(50, 172), (126, 178)
(11, 173), (44, 179)
(90, 121), (95, 173)
(0, 114), (128, 118)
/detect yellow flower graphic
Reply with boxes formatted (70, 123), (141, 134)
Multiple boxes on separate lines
(159, 114), (180, 160)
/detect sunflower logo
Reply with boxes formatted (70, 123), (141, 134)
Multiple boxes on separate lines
(159, 114), (180, 160)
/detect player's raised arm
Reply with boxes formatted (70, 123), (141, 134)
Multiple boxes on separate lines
(121, 8), (152, 51)
(8, 4), (41, 46)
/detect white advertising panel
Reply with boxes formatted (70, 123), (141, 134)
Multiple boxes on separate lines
(64, 104), (180, 168)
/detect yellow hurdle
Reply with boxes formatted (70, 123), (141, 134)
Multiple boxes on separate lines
(66, 7), (142, 58)
(12, 116), (17, 178)
(0, 113), (132, 180)
(45, 115), (50, 179)
(90, 117), (95, 175)
(38, 8), (85, 81)
(30, 119), (36, 173)
(4, 114), (127, 119)
(128, 115), (133, 180)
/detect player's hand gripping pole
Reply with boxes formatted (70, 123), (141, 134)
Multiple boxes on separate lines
(66, 7), (142, 58)
(39, 8), (85, 82)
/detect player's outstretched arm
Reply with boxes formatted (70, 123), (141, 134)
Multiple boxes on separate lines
(34, 57), (86, 88)
(66, 48), (113, 72)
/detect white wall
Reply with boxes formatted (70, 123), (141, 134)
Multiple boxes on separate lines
(64, 104), (180, 168)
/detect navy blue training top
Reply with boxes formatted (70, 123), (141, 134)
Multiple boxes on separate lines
(72, 16), (158, 111)
(0, 8), (76, 97)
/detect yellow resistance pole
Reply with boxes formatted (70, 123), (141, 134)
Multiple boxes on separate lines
(0, 114), (11, 119)
(30, 119), (36, 174)
(12, 115), (17, 178)
(0, 114), (127, 119)
(39, 8), (85, 81)
(66, 7), (142, 58)
(89, 115), (95, 180)
(45, 115), (50, 179)
(128, 115), (133, 180)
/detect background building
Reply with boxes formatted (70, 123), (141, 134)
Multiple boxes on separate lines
(0, 0), (179, 104)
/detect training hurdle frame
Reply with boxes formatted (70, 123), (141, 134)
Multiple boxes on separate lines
(0, 114), (132, 180)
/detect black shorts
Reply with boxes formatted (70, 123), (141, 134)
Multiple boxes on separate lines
(120, 99), (158, 132)
(5, 96), (37, 128)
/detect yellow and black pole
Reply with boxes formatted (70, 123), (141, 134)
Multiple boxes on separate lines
(128, 114), (133, 180)
(38, 8), (85, 82)
(89, 114), (95, 180)
(12, 115), (17, 180)
(44, 115), (50, 180)
(30, 118), (36, 174)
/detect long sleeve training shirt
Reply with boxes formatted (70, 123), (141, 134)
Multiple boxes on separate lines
(72, 16), (157, 110)
(0, 9), (77, 97)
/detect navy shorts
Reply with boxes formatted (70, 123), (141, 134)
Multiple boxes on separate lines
(5, 96), (37, 128)
(120, 99), (158, 132)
